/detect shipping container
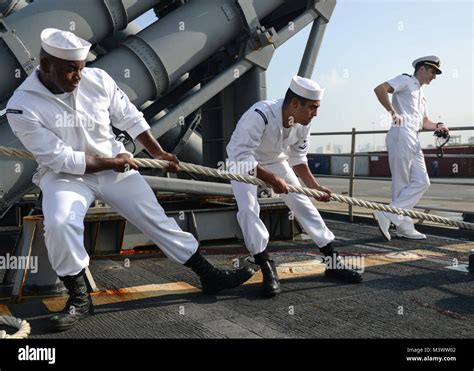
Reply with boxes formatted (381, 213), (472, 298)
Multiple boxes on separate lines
(368, 146), (474, 177)
(307, 154), (331, 175)
(369, 153), (391, 177)
(330, 155), (369, 176)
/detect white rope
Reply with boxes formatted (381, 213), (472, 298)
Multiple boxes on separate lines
(1, 146), (473, 231)
(0, 315), (31, 339)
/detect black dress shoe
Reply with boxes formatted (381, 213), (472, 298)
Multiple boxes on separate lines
(259, 260), (281, 297)
(324, 262), (363, 283)
(49, 269), (94, 332)
(254, 250), (281, 297)
(185, 249), (255, 294)
(320, 244), (363, 283)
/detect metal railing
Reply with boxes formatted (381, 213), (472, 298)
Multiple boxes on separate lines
(310, 126), (474, 222)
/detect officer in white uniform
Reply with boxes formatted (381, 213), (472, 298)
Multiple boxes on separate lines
(227, 76), (363, 297)
(6, 29), (254, 332)
(373, 56), (449, 240)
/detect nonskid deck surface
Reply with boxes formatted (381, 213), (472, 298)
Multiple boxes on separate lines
(0, 219), (472, 339)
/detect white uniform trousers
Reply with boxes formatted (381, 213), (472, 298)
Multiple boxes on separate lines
(39, 170), (198, 277)
(231, 161), (335, 256)
(384, 127), (430, 227)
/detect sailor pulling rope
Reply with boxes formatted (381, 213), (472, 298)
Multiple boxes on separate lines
(0, 29), (468, 319)
(0, 145), (472, 231)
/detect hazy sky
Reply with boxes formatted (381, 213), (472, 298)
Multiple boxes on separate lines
(266, 0), (473, 151)
(136, 0), (473, 152)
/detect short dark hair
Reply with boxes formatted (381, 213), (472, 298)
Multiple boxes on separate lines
(283, 89), (310, 107)
(40, 48), (51, 61)
(39, 48), (66, 64)
(414, 62), (436, 74)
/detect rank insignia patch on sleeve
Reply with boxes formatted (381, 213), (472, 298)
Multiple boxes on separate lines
(6, 109), (23, 115)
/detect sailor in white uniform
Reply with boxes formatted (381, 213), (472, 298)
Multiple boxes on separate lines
(227, 76), (363, 297)
(373, 56), (449, 241)
(6, 28), (254, 332)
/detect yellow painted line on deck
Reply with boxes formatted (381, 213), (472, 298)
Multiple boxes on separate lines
(42, 249), (448, 311)
(0, 304), (12, 316)
(434, 242), (474, 253)
(244, 249), (447, 284)
(43, 281), (199, 312)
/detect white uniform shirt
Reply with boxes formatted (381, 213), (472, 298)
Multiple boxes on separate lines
(386, 74), (429, 131)
(226, 99), (311, 174)
(6, 67), (150, 184)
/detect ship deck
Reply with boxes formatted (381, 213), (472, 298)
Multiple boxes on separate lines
(1, 218), (472, 340)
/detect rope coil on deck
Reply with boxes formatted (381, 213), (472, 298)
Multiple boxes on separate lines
(1, 146), (473, 231)
(0, 315), (31, 338)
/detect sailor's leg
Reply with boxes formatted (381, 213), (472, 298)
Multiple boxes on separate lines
(265, 161), (361, 283)
(97, 171), (255, 293)
(386, 135), (430, 227)
(231, 180), (269, 256)
(40, 173), (96, 332)
(40, 173), (95, 277)
(96, 171), (198, 263)
(265, 161), (335, 247)
(231, 180), (279, 297)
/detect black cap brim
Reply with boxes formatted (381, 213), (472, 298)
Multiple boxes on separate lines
(424, 62), (442, 74)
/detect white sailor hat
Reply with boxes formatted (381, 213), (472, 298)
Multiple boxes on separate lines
(40, 28), (91, 61)
(412, 55), (442, 74)
(289, 76), (325, 100)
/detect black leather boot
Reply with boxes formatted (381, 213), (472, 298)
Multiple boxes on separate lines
(49, 269), (94, 332)
(320, 244), (363, 283)
(254, 250), (281, 298)
(185, 249), (255, 294)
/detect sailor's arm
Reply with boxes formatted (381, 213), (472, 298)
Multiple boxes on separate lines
(136, 130), (179, 172)
(373, 82), (395, 113)
(374, 81), (403, 125)
(86, 130), (181, 174)
(7, 109), (87, 175)
(84, 154), (138, 173)
(227, 110), (289, 194)
(423, 117), (449, 132)
(104, 70), (178, 172)
(292, 164), (331, 202)
(286, 130), (330, 201)
(255, 164), (289, 194)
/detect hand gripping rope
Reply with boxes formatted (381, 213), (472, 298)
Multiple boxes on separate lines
(0, 146), (473, 231)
